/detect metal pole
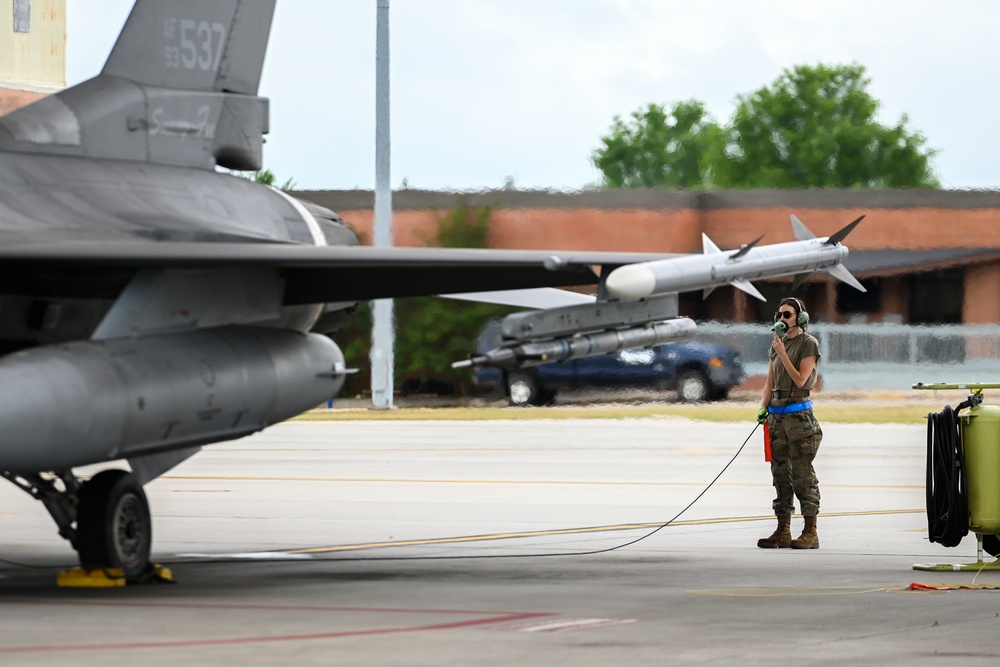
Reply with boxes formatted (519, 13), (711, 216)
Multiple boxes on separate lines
(371, 0), (394, 409)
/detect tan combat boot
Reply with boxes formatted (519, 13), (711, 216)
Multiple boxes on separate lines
(757, 514), (792, 548)
(790, 515), (819, 549)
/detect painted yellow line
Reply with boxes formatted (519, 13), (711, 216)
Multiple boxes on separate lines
(215, 447), (922, 459)
(160, 475), (923, 490)
(688, 586), (894, 598)
(286, 509), (923, 555)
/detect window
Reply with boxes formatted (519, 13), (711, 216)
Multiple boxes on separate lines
(836, 278), (881, 314)
(13, 0), (30, 33)
(909, 269), (963, 324)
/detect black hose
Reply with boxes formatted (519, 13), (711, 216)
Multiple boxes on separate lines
(925, 405), (969, 548)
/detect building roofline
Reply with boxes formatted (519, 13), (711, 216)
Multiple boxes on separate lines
(294, 188), (1000, 212)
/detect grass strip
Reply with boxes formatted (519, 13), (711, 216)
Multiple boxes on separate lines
(294, 402), (937, 424)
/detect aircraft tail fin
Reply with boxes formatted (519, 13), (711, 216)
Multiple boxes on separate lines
(102, 0), (276, 94)
(0, 0), (276, 169)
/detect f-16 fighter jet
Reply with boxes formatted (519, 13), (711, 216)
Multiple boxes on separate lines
(0, 0), (863, 579)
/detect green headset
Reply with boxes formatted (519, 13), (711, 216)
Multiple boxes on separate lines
(774, 297), (810, 328)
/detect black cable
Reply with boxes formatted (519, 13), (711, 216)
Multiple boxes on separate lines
(1, 424), (763, 571)
(926, 404), (969, 548)
(267, 422), (763, 563)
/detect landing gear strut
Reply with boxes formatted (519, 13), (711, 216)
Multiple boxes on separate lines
(3, 468), (153, 580)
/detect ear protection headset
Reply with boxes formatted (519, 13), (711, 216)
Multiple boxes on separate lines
(774, 297), (810, 328)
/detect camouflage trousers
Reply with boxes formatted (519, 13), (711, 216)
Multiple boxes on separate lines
(767, 408), (823, 517)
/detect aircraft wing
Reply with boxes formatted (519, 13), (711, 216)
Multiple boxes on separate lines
(0, 238), (679, 304)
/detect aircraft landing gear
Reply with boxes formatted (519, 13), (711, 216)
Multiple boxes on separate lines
(75, 470), (152, 580)
(2, 468), (154, 581)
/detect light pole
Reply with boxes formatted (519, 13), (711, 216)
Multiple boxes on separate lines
(370, 0), (394, 409)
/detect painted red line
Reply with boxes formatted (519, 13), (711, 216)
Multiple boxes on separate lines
(0, 612), (550, 653)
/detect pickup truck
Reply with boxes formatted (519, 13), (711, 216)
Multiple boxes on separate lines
(472, 320), (745, 406)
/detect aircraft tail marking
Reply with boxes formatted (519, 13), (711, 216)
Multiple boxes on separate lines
(102, 0), (276, 95)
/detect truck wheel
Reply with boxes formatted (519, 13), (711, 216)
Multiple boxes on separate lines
(676, 370), (709, 403)
(508, 372), (540, 407)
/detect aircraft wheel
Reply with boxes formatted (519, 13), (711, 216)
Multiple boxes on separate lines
(676, 370), (709, 403)
(76, 469), (152, 580)
(508, 372), (540, 407)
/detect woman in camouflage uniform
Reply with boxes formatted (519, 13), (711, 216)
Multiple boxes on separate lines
(756, 297), (823, 549)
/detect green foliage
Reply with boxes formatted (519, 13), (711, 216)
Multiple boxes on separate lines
(423, 200), (493, 248)
(593, 63), (938, 189)
(336, 201), (516, 398)
(720, 64), (938, 188)
(592, 100), (724, 188)
(240, 168), (298, 191)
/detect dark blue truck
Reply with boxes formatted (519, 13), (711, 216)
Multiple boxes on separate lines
(472, 320), (745, 406)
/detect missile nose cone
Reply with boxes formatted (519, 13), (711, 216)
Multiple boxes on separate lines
(606, 264), (656, 300)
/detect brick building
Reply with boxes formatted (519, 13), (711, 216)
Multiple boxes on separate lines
(298, 188), (1000, 326)
(0, 0), (65, 115)
(3, 3), (997, 329)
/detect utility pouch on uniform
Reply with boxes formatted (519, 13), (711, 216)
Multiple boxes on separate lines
(763, 422), (772, 462)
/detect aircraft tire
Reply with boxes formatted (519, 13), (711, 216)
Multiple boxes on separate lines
(76, 469), (152, 580)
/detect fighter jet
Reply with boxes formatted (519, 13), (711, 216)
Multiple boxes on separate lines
(0, 0), (865, 580)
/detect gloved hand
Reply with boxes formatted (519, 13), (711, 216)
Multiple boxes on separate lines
(757, 407), (768, 424)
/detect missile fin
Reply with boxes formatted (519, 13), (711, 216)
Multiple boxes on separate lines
(732, 280), (766, 301)
(729, 234), (765, 260)
(827, 263), (867, 292)
(702, 233), (722, 254)
(703, 286), (716, 300)
(791, 215), (817, 241)
(824, 215), (866, 246)
(792, 272), (810, 290)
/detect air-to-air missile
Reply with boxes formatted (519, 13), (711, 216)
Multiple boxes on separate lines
(460, 216), (865, 371)
(605, 215), (866, 301)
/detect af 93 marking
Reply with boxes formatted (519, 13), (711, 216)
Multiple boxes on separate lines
(163, 19), (227, 72)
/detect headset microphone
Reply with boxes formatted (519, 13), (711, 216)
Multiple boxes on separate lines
(771, 320), (788, 336)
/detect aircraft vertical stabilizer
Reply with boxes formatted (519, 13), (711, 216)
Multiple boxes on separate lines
(103, 0), (276, 95)
(0, 0), (276, 170)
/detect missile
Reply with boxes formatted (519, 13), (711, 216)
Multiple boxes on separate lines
(453, 318), (696, 370)
(605, 215), (866, 301)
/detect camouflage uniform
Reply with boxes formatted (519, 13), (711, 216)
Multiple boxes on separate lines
(768, 408), (822, 516)
(767, 332), (822, 517)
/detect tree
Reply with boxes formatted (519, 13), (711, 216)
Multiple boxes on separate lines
(336, 201), (516, 398)
(592, 100), (723, 188)
(593, 64), (938, 189)
(719, 64), (938, 188)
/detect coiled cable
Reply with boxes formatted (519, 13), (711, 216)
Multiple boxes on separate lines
(926, 404), (969, 548)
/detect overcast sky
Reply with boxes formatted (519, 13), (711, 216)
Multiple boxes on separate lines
(65, 1), (1000, 192)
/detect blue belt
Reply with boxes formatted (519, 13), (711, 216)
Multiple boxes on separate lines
(768, 400), (813, 415)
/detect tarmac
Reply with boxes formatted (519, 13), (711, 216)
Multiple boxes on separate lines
(1, 411), (998, 665)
